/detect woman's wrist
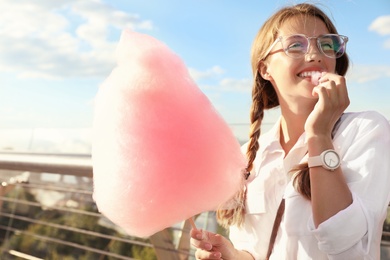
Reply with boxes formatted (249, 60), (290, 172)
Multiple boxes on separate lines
(307, 134), (333, 156)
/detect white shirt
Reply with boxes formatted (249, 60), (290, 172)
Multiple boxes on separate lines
(230, 111), (390, 260)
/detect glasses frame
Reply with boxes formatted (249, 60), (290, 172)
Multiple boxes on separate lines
(263, 34), (348, 60)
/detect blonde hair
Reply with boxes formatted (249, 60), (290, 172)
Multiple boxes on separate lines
(217, 3), (350, 228)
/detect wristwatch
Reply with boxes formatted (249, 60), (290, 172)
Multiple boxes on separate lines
(308, 149), (341, 171)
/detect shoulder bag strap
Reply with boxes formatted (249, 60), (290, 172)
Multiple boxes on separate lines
(266, 198), (285, 259)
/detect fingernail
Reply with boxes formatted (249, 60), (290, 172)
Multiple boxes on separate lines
(213, 252), (222, 258)
(205, 243), (212, 250)
(196, 233), (202, 239)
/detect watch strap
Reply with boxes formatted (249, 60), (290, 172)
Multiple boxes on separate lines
(308, 155), (322, 168)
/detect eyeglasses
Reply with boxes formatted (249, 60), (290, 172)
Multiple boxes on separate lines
(263, 34), (348, 59)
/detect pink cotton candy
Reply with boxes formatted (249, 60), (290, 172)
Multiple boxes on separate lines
(311, 71), (322, 85)
(92, 29), (246, 237)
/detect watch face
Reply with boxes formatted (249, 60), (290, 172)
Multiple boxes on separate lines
(324, 150), (340, 168)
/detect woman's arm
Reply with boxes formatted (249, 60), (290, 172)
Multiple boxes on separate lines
(308, 111), (390, 257)
(305, 73), (352, 227)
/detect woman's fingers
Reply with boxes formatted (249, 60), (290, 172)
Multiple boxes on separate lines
(195, 250), (222, 260)
(315, 73), (349, 110)
(190, 228), (230, 259)
(306, 73), (350, 135)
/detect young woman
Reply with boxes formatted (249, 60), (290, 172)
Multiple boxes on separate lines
(190, 3), (390, 259)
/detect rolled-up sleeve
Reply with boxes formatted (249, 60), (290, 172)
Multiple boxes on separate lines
(308, 193), (368, 254)
(308, 111), (390, 258)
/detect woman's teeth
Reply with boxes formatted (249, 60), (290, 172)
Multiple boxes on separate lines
(298, 71), (322, 85)
(298, 71), (322, 78)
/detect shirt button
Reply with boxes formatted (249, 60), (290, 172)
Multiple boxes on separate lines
(278, 179), (286, 186)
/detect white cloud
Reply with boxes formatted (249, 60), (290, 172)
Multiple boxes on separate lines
(369, 15), (390, 36)
(219, 78), (252, 92)
(72, 1), (152, 32)
(369, 15), (390, 49)
(30, 128), (92, 153)
(347, 64), (390, 84)
(189, 66), (225, 81)
(189, 66), (251, 93)
(0, 0), (153, 79)
(0, 128), (92, 153)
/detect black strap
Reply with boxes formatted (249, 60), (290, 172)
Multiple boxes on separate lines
(266, 199), (285, 259)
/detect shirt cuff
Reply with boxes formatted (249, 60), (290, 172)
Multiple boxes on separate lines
(308, 193), (368, 254)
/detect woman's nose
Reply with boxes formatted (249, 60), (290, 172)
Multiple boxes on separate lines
(305, 40), (322, 62)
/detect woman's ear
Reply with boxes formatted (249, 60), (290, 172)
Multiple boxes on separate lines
(259, 61), (272, 81)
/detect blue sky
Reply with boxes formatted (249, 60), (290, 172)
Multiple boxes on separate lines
(0, 0), (389, 145)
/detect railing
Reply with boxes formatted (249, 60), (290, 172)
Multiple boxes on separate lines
(1, 152), (389, 259)
(0, 152), (210, 260)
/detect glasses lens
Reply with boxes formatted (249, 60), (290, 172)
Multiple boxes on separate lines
(318, 35), (346, 58)
(281, 34), (347, 59)
(283, 35), (308, 58)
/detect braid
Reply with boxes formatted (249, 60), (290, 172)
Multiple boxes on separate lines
(216, 73), (266, 228)
(246, 72), (268, 173)
(291, 163), (311, 200)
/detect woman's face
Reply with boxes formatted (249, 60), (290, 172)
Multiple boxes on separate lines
(263, 16), (337, 106)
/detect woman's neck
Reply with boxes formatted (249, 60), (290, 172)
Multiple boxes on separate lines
(279, 107), (310, 155)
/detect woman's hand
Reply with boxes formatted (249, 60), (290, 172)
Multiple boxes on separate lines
(305, 72), (350, 137)
(190, 228), (253, 260)
(190, 228), (235, 259)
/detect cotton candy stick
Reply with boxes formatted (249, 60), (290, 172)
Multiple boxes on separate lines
(189, 217), (198, 230)
(92, 29), (246, 237)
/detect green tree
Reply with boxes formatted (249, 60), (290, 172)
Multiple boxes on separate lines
(1, 186), (164, 259)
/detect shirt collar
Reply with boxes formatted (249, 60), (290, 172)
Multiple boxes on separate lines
(257, 116), (283, 155)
